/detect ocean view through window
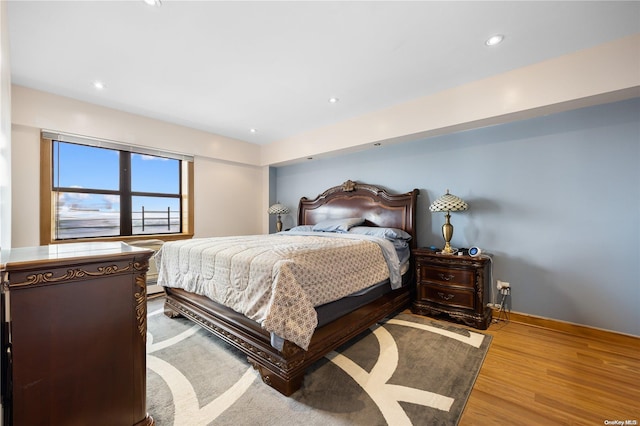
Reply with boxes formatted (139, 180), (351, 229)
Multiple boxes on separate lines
(52, 140), (182, 240)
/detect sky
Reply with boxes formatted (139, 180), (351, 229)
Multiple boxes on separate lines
(53, 141), (180, 212)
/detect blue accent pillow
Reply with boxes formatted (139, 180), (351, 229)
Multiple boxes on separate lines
(312, 218), (365, 233)
(348, 226), (412, 241)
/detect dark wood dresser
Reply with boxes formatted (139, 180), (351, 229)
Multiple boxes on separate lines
(411, 247), (492, 329)
(0, 242), (154, 426)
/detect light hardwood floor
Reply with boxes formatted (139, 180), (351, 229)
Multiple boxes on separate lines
(458, 315), (640, 425)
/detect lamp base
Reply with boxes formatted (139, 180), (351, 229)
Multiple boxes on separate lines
(440, 214), (456, 255)
(439, 247), (459, 255)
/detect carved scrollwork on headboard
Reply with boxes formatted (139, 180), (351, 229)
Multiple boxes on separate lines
(341, 180), (357, 192)
(298, 181), (419, 248)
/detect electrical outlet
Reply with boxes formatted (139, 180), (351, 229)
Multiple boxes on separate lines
(497, 280), (510, 290)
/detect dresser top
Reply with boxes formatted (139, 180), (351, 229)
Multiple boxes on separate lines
(0, 242), (153, 270)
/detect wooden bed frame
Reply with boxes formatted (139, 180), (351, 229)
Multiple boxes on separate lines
(162, 180), (419, 395)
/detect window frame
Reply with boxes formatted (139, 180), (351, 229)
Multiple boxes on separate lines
(40, 136), (194, 245)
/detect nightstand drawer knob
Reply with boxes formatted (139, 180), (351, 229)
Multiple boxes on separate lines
(438, 273), (455, 281)
(438, 292), (455, 301)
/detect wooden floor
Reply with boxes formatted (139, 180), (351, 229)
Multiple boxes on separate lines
(457, 315), (640, 425)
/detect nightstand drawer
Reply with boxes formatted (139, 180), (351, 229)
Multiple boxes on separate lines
(418, 284), (475, 309)
(419, 265), (474, 288)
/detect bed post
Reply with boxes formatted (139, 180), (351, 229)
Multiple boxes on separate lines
(247, 358), (305, 396)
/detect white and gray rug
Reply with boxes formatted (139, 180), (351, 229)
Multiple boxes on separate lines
(146, 297), (491, 425)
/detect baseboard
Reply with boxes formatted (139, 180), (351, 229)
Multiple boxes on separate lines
(492, 308), (639, 344)
(147, 283), (164, 295)
(148, 292), (165, 300)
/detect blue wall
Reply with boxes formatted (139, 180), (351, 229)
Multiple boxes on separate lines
(273, 98), (640, 336)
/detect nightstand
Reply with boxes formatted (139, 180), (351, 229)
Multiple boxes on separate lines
(411, 247), (492, 329)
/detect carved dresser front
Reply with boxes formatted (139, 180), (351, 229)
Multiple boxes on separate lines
(0, 242), (154, 426)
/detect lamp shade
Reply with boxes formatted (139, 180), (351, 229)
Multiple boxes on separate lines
(429, 190), (468, 213)
(268, 203), (290, 215)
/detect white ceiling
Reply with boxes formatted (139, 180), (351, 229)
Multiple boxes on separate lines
(8, 1), (640, 145)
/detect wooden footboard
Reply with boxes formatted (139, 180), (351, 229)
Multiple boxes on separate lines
(163, 285), (412, 395)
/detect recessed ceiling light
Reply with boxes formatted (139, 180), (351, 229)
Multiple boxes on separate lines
(485, 34), (505, 46)
(328, 97), (339, 104)
(93, 81), (105, 90)
(143, 0), (162, 6)
(250, 128), (257, 133)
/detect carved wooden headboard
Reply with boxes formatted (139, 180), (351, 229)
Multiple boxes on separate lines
(298, 180), (420, 248)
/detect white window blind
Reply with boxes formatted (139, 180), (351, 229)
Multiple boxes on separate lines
(41, 130), (194, 162)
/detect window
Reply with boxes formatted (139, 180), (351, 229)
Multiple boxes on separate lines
(41, 133), (194, 244)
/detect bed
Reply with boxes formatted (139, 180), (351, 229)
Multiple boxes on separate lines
(159, 180), (419, 395)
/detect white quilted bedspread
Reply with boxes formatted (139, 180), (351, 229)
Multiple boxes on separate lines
(155, 234), (391, 350)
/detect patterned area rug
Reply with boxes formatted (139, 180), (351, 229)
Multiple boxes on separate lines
(146, 297), (491, 425)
